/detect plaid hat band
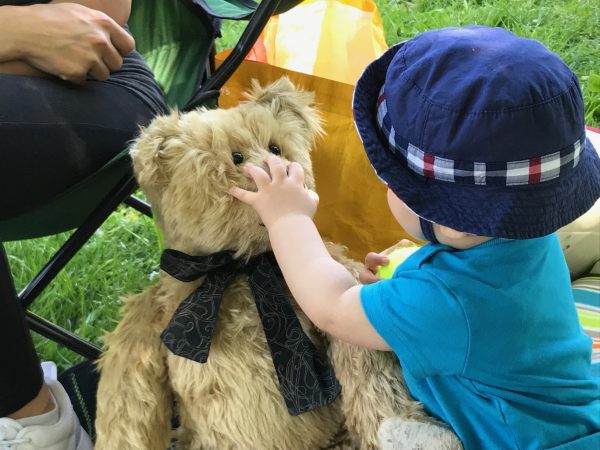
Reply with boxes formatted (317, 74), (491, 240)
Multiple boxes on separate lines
(376, 89), (583, 187)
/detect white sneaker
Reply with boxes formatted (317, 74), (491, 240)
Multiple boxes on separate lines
(0, 363), (93, 450)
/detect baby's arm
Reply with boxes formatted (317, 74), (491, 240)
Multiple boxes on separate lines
(231, 155), (390, 351)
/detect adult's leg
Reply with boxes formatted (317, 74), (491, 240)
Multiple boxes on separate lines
(0, 73), (162, 219)
(0, 244), (44, 417)
(0, 70), (163, 416)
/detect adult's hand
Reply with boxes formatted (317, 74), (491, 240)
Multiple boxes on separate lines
(0, 3), (135, 82)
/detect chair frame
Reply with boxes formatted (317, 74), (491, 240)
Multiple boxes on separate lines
(0, 0), (283, 362)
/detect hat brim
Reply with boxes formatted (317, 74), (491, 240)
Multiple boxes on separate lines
(353, 45), (600, 239)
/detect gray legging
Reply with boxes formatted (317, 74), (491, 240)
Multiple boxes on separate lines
(0, 50), (166, 416)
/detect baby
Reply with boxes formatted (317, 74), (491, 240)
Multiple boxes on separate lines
(231, 26), (600, 449)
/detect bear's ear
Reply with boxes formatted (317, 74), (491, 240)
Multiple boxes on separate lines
(245, 77), (323, 137)
(130, 111), (186, 196)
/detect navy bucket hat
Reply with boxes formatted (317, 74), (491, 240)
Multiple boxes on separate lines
(353, 26), (600, 239)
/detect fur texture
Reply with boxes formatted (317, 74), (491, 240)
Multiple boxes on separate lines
(379, 419), (463, 450)
(95, 78), (458, 449)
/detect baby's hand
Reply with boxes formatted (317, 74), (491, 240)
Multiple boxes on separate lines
(358, 239), (416, 284)
(230, 154), (319, 228)
(359, 252), (388, 284)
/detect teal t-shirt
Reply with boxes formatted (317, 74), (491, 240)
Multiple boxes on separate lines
(361, 235), (600, 449)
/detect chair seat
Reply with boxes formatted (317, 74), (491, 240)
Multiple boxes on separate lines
(0, 149), (131, 242)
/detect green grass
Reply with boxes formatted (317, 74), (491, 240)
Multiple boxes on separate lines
(374, 0), (600, 127)
(6, 0), (599, 371)
(5, 208), (160, 370)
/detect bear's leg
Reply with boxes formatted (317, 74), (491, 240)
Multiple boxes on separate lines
(95, 286), (173, 450)
(327, 340), (431, 450)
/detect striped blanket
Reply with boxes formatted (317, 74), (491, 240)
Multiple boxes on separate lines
(573, 268), (600, 376)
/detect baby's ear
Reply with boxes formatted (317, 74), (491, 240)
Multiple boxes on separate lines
(246, 77), (323, 138)
(130, 111), (186, 197)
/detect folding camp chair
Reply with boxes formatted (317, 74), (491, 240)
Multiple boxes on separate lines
(0, 0), (300, 362)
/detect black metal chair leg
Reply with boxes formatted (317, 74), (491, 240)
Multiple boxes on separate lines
(25, 311), (102, 361)
(124, 195), (153, 218)
(0, 175), (138, 361)
(184, 0), (283, 110)
(2, 247), (102, 362)
(20, 175), (138, 309)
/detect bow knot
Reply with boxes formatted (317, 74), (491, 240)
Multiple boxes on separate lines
(159, 249), (340, 416)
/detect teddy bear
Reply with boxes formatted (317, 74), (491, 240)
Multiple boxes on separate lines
(94, 77), (461, 450)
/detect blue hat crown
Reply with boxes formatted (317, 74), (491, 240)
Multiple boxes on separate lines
(382, 25), (584, 168)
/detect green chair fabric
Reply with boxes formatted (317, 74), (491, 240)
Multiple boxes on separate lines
(198, 0), (299, 19)
(129, 0), (214, 109)
(0, 0), (298, 242)
(201, 0), (259, 18)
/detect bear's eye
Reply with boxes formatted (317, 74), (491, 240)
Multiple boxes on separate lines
(232, 152), (244, 165)
(268, 144), (281, 156)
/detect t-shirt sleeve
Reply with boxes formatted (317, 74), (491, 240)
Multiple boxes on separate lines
(360, 269), (469, 379)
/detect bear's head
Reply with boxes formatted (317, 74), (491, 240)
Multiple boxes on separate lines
(131, 77), (322, 257)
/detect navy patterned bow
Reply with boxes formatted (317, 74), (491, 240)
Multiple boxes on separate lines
(159, 249), (341, 416)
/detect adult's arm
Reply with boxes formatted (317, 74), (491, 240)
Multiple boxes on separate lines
(51, 0), (132, 27)
(0, 1), (133, 81)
